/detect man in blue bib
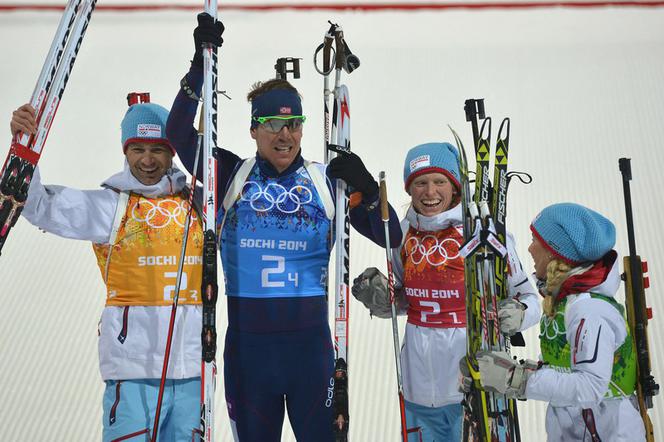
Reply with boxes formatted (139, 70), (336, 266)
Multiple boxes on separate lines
(166, 14), (402, 442)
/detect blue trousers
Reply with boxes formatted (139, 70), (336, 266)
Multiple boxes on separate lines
(405, 400), (463, 442)
(224, 325), (335, 442)
(102, 378), (200, 442)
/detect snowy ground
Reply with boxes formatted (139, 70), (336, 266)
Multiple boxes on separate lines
(1, 3), (663, 441)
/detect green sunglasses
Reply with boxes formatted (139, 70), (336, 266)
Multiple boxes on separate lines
(253, 115), (306, 133)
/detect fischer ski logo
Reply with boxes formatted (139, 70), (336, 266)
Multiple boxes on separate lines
(496, 169), (507, 225)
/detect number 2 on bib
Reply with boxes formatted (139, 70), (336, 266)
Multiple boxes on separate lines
(261, 255), (299, 288)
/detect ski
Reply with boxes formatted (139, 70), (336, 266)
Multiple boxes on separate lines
(492, 118), (522, 442)
(0, 0), (96, 255)
(315, 21), (359, 441)
(619, 158), (659, 442)
(200, 1), (220, 441)
(330, 82), (351, 442)
(456, 98), (520, 442)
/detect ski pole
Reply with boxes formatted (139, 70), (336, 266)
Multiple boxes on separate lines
(379, 171), (408, 442)
(314, 21), (339, 163)
(315, 20), (360, 441)
(151, 114), (204, 442)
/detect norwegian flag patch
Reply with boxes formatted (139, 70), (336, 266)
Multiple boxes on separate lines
(279, 106), (292, 115)
(137, 123), (161, 138)
(410, 155), (431, 172)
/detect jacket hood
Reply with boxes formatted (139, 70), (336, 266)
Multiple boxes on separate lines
(405, 202), (462, 232)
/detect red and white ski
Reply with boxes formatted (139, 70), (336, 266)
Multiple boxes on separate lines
(0, 0), (96, 254)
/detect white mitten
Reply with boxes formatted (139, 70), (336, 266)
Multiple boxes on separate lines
(497, 298), (526, 336)
(476, 351), (538, 399)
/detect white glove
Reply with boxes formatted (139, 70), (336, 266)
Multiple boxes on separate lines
(498, 298), (526, 336)
(351, 267), (406, 319)
(476, 351), (538, 399)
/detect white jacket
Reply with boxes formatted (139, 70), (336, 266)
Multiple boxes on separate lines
(394, 204), (541, 407)
(22, 165), (202, 381)
(525, 258), (645, 441)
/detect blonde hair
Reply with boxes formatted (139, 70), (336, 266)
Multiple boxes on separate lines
(542, 258), (573, 317)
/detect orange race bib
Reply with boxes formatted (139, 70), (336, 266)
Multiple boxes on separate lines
(93, 192), (203, 306)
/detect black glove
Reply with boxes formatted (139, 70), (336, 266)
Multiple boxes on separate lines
(328, 152), (378, 200)
(192, 12), (225, 68)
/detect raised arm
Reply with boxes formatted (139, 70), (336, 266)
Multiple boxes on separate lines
(166, 13), (241, 196)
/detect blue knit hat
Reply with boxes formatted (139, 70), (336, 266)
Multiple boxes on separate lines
(121, 103), (173, 153)
(530, 203), (616, 265)
(403, 142), (460, 191)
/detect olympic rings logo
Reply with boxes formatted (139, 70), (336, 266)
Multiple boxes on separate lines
(404, 235), (461, 267)
(539, 311), (566, 340)
(131, 199), (197, 228)
(240, 181), (313, 213)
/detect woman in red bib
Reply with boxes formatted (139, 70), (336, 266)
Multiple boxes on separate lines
(352, 142), (541, 441)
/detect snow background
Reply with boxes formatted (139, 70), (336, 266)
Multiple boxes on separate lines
(1, 2), (663, 440)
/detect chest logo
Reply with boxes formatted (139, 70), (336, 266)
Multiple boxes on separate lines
(131, 199), (196, 228)
(404, 235), (461, 266)
(241, 181), (313, 213)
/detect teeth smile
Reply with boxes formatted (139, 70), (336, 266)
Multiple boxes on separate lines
(275, 146), (291, 152)
(422, 200), (441, 206)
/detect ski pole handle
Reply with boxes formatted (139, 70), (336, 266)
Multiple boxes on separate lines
(379, 171), (389, 222)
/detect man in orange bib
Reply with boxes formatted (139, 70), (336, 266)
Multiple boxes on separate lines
(10, 100), (203, 441)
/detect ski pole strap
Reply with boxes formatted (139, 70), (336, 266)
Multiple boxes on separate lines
(506, 170), (533, 188)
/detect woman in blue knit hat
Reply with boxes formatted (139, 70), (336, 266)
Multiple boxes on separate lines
(475, 202), (645, 441)
(352, 142), (541, 441)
